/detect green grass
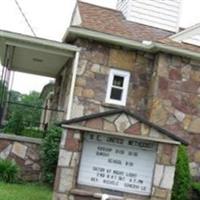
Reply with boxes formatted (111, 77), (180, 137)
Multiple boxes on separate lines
(0, 182), (52, 200)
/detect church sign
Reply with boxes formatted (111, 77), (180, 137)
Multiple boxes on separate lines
(78, 133), (157, 196)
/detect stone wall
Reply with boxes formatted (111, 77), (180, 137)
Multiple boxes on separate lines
(71, 39), (155, 118)
(148, 53), (200, 179)
(53, 111), (179, 200)
(0, 134), (42, 181)
(54, 38), (200, 178)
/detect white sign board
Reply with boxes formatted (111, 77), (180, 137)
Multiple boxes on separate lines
(78, 133), (157, 196)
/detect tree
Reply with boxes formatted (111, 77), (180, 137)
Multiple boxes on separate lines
(6, 90), (22, 119)
(4, 91), (43, 134)
(20, 91), (43, 127)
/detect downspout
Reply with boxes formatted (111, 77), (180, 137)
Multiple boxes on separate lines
(66, 50), (80, 120)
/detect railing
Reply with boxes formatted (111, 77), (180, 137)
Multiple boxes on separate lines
(1, 100), (64, 138)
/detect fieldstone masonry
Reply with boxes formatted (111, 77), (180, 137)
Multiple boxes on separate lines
(0, 134), (42, 181)
(54, 111), (180, 200)
(148, 53), (200, 178)
(70, 40), (155, 118)
(63, 40), (199, 179)
(52, 38), (200, 199)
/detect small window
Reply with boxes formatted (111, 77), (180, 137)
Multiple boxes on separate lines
(106, 69), (130, 106)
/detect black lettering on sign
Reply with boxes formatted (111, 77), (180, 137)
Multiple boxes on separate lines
(96, 135), (102, 142)
(125, 161), (134, 167)
(126, 172), (137, 178)
(88, 134), (94, 140)
(115, 149), (125, 154)
(108, 159), (122, 165)
(91, 177), (98, 182)
(97, 173), (105, 178)
(103, 179), (119, 186)
(106, 137), (124, 145)
(118, 176), (125, 181)
(96, 151), (109, 157)
(128, 151), (138, 157)
(97, 146), (112, 152)
(137, 179), (144, 184)
(128, 140), (154, 149)
(124, 183), (140, 189)
(106, 169), (112, 173)
(113, 170), (124, 175)
(93, 167), (105, 172)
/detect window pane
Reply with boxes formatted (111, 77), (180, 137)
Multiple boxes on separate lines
(110, 88), (123, 100)
(113, 75), (124, 87)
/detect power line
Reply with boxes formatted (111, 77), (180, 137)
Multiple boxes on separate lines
(13, 0), (37, 37)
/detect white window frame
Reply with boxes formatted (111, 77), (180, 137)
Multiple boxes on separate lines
(105, 69), (130, 106)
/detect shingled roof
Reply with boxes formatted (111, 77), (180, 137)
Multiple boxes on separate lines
(76, 1), (174, 42)
(66, 1), (200, 60)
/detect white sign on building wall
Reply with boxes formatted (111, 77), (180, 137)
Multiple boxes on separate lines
(78, 133), (157, 196)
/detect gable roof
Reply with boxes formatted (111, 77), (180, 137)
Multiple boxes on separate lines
(61, 109), (188, 145)
(68, 1), (174, 42)
(170, 23), (200, 46)
(64, 2), (200, 61)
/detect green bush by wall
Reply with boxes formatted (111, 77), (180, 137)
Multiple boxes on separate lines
(41, 126), (62, 185)
(0, 159), (20, 183)
(171, 145), (191, 200)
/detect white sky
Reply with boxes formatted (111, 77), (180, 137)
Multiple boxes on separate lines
(1, 0), (200, 94)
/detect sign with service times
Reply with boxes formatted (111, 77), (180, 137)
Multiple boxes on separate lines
(78, 133), (157, 196)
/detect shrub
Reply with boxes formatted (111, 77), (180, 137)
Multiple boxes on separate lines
(171, 145), (191, 200)
(190, 182), (200, 200)
(192, 182), (200, 193)
(21, 128), (45, 139)
(41, 126), (62, 185)
(0, 159), (20, 183)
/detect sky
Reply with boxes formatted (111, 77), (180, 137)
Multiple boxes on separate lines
(1, 0), (200, 94)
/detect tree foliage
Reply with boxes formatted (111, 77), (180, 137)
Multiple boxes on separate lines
(4, 91), (43, 134)
(172, 145), (191, 200)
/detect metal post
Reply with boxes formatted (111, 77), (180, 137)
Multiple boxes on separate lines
(0, 45), (15, 125)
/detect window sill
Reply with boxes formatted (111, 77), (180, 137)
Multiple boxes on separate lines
(102, 102), (126, 110)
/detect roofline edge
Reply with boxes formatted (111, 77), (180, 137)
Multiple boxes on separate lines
(66, 27), (200, 61)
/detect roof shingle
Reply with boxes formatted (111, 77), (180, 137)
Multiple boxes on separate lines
(68, 2), (200, 58)
(76, 1), (174, 42)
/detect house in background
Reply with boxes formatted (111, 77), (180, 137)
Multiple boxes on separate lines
(39, 82), (55, 130)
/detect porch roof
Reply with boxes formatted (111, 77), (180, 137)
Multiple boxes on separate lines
(0, 30), (80, 77)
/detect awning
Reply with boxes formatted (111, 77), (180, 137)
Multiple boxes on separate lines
(0, 30), (80, 77)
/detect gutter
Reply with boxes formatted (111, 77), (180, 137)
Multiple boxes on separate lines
(67, 27), (200, 61)
(0, 29), (80, 53)
(152, 43), (200, 61)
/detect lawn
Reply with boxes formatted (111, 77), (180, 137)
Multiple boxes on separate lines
(0, 182), (52, 200)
